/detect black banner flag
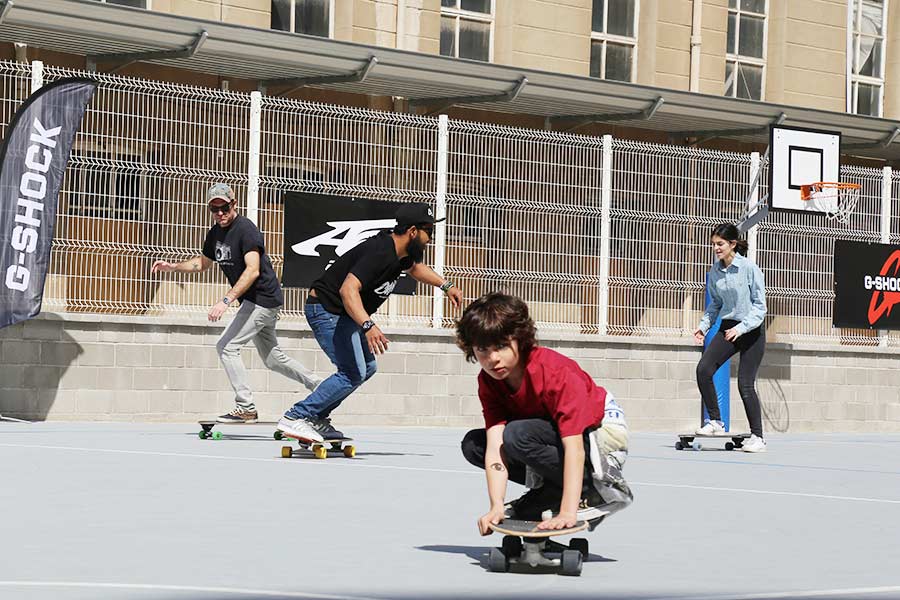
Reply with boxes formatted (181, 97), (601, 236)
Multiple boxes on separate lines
(834, 239), (900, 330)
(0, 78), (97, 329)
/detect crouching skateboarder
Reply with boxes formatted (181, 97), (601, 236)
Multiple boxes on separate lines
(456, 292), (633, 535)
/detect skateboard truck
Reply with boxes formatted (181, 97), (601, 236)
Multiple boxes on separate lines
(488, 520), (589, 576)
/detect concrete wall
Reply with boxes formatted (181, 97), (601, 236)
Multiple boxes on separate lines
(3, 313), (899, 433)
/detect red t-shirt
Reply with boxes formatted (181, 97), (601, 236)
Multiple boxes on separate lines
(477, 346), (607, 438)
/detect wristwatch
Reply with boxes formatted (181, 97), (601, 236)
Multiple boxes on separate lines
(222, 297), (232, 305)
(361, 320), (376, 332)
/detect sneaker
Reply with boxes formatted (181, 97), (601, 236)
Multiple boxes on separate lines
(312, 417), (345, 440)
(276, 415), (324, 443)
(216, 408), (258, 424)
(695, 420), (726, 436)
(741, 434), (767, 453)
(504, 485), (561, 521)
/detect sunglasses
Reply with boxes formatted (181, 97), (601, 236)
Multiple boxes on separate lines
(419, 225), (434, 237)
(209, 202), (232, 214)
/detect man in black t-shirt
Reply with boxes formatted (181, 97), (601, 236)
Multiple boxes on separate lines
(277, 202), (464, 443)
(151, 183), (320, 423)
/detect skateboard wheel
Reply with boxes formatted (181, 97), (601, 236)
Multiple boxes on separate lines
(725, 442), (735, 451)
(212, 431), (223, 440)
(313, 445), (328, 460)
(675, 441), (684, 451)
(198, 431), (207, 440)
(692, 442), (702, 451)
(274, 431), (283, 440)
(501, 535), (522, 558)
(342, 445), (356, 458)
(488, 547), (509, 573)
(560, 549), (582, 576)
(281, 446), (293, 459)
(569, 538), (589, 559)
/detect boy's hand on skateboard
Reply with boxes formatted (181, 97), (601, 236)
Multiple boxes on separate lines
(478, 506), (506, 536)
(538, 511), (577, 531)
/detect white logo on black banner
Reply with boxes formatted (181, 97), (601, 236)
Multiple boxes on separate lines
(290, 219), (397, 258)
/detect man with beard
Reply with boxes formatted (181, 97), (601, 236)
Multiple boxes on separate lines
(277, 202), (464, 442)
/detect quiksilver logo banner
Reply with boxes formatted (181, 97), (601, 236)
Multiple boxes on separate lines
(0, 78), (97, 329)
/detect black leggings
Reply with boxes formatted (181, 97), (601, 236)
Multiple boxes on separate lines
(696, 320), (765, 438)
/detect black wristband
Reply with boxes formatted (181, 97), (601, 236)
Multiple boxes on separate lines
(361, 320), (376, 332)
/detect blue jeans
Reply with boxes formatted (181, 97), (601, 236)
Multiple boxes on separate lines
(285, 301), (377, 420)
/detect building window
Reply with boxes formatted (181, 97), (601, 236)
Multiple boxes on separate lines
(440, 0), (493, 62)
(724, 0), (767, 100)
(70, 151), (143, 220)
(850, 0), (888, 116)
(91, 0), (149, 7)
(271, 0), (333, 38)
(589, 0), (639, 82)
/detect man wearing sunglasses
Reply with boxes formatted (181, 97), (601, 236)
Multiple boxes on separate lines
(277, 202), (464, 443)
(151, 183), (320, 424)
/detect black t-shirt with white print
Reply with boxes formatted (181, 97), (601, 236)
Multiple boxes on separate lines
(202, 214), (283, 308)
(313, 230), (414, 316)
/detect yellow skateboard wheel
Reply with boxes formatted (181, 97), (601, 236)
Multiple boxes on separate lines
(281, 446), (293, 458)
(313, 445), (327, 460)
(343, 445), (356, 458)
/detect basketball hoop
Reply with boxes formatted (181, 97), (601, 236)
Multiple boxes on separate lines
(799, 182), (860, 224)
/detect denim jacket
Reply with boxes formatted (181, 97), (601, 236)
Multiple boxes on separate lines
(697, 253), (767, 337)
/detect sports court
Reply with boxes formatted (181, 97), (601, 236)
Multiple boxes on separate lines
(2, 422), (898, 600)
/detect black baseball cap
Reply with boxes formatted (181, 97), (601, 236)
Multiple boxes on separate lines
(395, 202), (445, 227)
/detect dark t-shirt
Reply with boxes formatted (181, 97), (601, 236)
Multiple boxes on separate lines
(478, 347), (607, 438)
(202, 214), (283, 308)
(313, 230), (414, 315)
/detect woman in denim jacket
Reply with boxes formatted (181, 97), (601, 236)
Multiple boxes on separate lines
(693, 223), (768, 453)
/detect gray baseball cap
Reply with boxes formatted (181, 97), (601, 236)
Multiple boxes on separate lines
(206, 183), (235, 204)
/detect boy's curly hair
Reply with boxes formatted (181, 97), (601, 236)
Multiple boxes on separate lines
(455, 292), (537, 363)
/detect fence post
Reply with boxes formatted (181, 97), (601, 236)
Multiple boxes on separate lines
(747, 152), (761, 263)
(598, 134), (612, 336)
(30, 60), (43, 93)
(880, 166), (892, 347)
(432, 114), (449, 329)
(247, 91), (262, 226)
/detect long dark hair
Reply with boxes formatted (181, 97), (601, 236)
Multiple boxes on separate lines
(711, 223), (749, 256)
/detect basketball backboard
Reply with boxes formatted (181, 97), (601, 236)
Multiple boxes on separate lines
(769, 125), (841, 213)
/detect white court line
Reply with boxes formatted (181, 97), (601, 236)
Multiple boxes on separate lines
(3, 442), (900, 505)
(0, 581), (377, 599)
(664, 585), (900, 600)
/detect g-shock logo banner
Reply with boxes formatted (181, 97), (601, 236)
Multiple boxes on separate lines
(834, 240), (900, 329)
(0, 78), (97, 329)
(282, 192), (416, 294)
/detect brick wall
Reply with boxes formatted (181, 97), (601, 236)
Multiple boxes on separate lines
(2, 313), (899, 432)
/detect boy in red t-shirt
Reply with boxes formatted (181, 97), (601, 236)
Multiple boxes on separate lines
(456, 292), (632, 534)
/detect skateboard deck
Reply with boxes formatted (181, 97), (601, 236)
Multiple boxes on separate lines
(197, 420), (278, 440)
(676, 432), (750, 451)
(279, 432), (356, 459)
(487, 519), (589, 576)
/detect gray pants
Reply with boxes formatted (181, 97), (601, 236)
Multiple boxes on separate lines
(216, 301), (320, 412)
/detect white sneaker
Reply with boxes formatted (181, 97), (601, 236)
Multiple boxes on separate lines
(276, 416), (324, 443)
(695, 420), (726, 436)
(742, 434), (767, 453)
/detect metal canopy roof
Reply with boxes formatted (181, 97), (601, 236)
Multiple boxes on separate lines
(2, 0), (900, 159)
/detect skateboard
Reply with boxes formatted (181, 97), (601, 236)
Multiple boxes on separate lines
(279, 433), (356, 459)
(197, 420), (280, 440)
(676, 432), (751, 451)
(487, 519), (589, 576)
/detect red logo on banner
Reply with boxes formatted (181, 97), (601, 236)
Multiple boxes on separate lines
(868, 250), (900, 325)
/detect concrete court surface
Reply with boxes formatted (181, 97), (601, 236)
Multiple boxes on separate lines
(0, 422), (898, 600)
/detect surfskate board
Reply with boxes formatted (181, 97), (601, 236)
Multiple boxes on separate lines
(676, 432), (751, 451)
(487, 519), (589, 576)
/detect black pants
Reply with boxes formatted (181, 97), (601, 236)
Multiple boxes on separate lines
(696, 320), (765, 437)
(460, 419), (594, 493)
